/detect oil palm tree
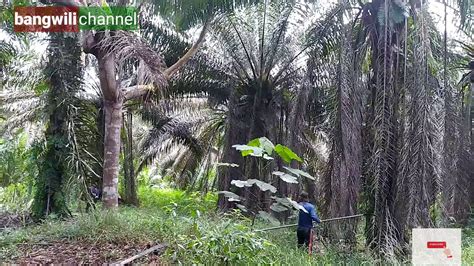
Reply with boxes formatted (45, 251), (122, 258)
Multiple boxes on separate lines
(200, 1), (346, 211)
(296, 0), (474, 257)
(213, 1), (303, 210)
(30, 33), (84, 219)
(0, 31), (87, 218)
(320, 16), (366, 244)
(135, 1), (340, 211)
(441, 41), (474, 224)
(0, 30), (107, 217)
(77, 0), (265, 209)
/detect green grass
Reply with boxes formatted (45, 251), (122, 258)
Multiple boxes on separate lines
(1, 188), (472, 265)
(0, 207), (377, 264)
(462, 217), (474, 264)
(138, 187), (217, 214)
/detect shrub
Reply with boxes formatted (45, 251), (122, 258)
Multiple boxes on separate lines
(138, 187), (217, 214)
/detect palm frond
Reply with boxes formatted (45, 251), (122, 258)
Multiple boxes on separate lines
(149, 0), (264, 30)
(396, 8), (441, 229)
(0, 37), (48, 136)
(98, 31), (168, 90)
(322, 19), (366, 243)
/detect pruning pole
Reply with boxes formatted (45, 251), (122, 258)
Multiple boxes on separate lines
(254, 214), (364, 232)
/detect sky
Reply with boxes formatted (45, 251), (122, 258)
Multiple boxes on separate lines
(429, 0), (470, 42)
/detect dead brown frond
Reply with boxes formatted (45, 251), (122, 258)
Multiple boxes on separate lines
(97, 31), (168, 90)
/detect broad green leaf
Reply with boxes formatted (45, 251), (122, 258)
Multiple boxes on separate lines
(272, 197), (293, 208)
(258, 137), (275, 154)
(270, 203), (289, 212)
(272, 171), (298, 183)
(257, 211), (280, 225)
(247, 138), (261, 147)
(230, 179), (277, 193)
(274, 144), (302, 163)
(232, 144), (263, 157)
(231, 180), (250, 188)
(218, 191), (241, 202)
(283, 167), (315, 180)
(287, 197), (308, 213)
(249, 151), (265, 157)
(262, 154), (274, 160)
(247, 179), (277, 193)
(217, 162), (239, 167)
(245, 138), (261, 156)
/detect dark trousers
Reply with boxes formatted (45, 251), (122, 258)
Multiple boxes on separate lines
(297, 226), (312, 248)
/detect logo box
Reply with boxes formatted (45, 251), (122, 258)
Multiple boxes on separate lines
(14, 6), (79, 32)
(412, 228), (461, 265)
(13, 6), (138, 32)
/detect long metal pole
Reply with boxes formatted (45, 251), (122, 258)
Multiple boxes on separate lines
(254, 214), (365, 232)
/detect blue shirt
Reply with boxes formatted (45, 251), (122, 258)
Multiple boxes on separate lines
(298, 202), (321, 228)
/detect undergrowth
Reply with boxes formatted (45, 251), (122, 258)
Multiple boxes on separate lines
(0, 209), (375, 264)
(138, 187), (217, 215)
(462, 216), (474, 263)
(0, 188), (472, 265)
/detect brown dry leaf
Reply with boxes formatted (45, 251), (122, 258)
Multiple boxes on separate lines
(11, 239), (164, 265)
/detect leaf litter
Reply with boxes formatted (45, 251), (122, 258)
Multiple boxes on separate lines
(6, 239), (164, 265)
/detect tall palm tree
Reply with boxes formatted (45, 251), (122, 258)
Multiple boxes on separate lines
(0, 30), (88, 218)
(1, 31), (108, 217)
(442, 41), (474, 224)
(321, 15), (366, 243)
(125, 17), (228, 193)
(296, 0), (474, 256)
(394, 7), (445, 244)
(136, 1), (349, 213)
(77, 0), (264, 209)
(135, 1), (339, 211)
(31, 33), (83, 219)
(210, 1), (317, 210)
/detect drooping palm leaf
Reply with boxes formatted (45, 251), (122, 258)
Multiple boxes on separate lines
(149, 0), (264, 30)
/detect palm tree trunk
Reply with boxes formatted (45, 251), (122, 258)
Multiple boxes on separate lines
(470, 73), (474, 206)
(32, 33), (81, 219)
(466, 74), (473, 137)
(245, 87), (277, 212)
(217, 91), (247, 211)
(102, 98), (122, 208)
(364, 0), (403, 254)
(322, 24), (363, 243)
(97, 51), (121, 208)
(123, 110), (139, 206)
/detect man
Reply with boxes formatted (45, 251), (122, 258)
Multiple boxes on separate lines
(85, 185), (102, 212)
(297, 191), (321, 249)
(86, 185), (123, 211)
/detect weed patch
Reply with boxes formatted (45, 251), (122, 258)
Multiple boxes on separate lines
(1, 189), (471, 265)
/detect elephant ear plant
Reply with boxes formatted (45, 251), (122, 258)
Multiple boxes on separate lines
(219, 137), (314, 226)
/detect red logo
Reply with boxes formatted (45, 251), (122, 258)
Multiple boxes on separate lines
(427, 241), (447, 249)
(14, 7), (79, 32)
(427, 242), (453, 259)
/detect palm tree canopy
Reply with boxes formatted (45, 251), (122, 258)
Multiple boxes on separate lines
(150, 0), (270, 29)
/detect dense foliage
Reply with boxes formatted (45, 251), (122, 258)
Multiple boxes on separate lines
(0, 0), (472, 263)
